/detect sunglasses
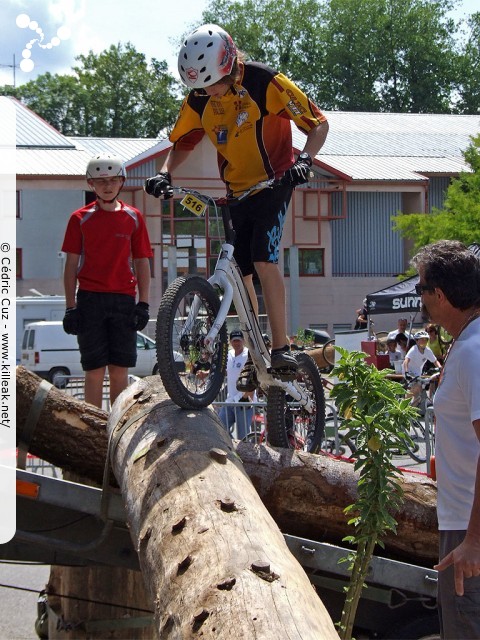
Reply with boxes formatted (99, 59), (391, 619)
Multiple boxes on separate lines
(415, 284), (435, 295)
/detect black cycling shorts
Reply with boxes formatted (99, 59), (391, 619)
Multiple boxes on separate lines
(229, 184), (293, 277)
(76, 290), (137, 371)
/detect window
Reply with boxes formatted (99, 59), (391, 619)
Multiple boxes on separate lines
(284, 248), (324, 276)
(16, 248), (22, 279)
(16, 191), (21, 219)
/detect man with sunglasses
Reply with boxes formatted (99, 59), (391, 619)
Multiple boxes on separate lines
(145, 23), (329, 388)
(411, 240), (480, 639)
(61, 153), (153, 407)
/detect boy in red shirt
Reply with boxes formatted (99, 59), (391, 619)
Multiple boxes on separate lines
(62, 153), (153, 407)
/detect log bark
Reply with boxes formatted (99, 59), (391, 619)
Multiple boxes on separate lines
(16, 366), (438, 564)
(107, 376), (338, 638)
(235, 443), (438, 565)
(16, 366), (109, 483)
(308, 346), (333, 370)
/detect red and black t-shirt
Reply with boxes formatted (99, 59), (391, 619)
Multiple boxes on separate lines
(62, 200), (153, 297)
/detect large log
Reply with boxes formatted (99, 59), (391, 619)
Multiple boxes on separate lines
(16, 366), (438, 563)
(16, 366), (109, 483)
(108, 376), (338, 638)
(235, 443), (438, 565)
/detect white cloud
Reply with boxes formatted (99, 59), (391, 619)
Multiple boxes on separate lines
(0, 0), (207, 85)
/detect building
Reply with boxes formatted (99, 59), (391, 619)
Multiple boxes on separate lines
(14, 96), (480, 336)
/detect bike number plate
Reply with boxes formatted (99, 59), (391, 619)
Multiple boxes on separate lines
(180, 194), (207, 217)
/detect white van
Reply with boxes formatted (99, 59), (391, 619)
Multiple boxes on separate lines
(20, 321), (178, 387)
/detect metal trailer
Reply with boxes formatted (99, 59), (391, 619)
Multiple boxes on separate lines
(5, 467), (440, 640)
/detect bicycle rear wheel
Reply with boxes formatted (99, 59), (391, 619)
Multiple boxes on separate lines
(322, 339), (335, 368)
(404, 418), (427, 463)
(266, 352), (325, 453)
(156, 275), (228, 409)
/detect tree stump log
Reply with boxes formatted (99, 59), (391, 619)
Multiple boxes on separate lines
(15, 366), (438, 565)
(16, 366), (108, 483)
(106, 376), (339, 638)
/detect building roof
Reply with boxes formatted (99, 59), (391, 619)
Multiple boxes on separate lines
(12, 97), (159, 177)
(293, 111), (480, 181)
(71, 137), (159, 161)
(12, 96), (75, 150)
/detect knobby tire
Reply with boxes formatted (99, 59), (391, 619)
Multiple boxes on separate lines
(404, 418), (428, 463)
(156, 275), (228, 409)
(266, 352), (325, 453)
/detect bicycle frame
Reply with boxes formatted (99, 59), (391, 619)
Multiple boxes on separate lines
(174, 186), (315, 413)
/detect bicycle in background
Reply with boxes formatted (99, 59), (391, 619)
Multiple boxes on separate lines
(155, 181), (325, 452)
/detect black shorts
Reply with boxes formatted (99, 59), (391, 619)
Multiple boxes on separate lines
(229, 184), (293, 277)
(76, 290), (137, 370)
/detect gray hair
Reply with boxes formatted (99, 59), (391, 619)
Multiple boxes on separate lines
(411, 240), (480, 310)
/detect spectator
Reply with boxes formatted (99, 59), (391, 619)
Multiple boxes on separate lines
(385, 337), (403, 367)
(218, 330), (255, 440)
(426, 323), (445, 363)
(354, 299), (368, 330)
(62, 153), (152, 408)
(395, 332), (409, 359)
(411, 240), (480, 639)
(387, 317), (410, 341)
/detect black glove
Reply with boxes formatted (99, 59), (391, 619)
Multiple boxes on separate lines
(144, 172), (173, 199)
(133, 301), (149, 331)
(281, 153), (313, 186)
(63, 307), (80, 335)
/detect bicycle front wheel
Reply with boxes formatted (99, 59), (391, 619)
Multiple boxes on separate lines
(266, 352), (325, 453)
(156, 275), (228, 409)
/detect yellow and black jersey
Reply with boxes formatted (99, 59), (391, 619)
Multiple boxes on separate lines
(169, 61), (327, 195)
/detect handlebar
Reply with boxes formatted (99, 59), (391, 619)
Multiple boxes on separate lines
(171, 179), (283, 207)
(404, 368), (441, 386)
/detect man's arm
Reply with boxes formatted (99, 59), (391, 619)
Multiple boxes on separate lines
(63, 253), (80, 308)
(161, 148), (193, 174)
(302, 120), (329, 159)
(133, 257), (151, 305)
(435, 418), (480, 595)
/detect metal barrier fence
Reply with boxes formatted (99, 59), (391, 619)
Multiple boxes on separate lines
(55, 374), (140, 411)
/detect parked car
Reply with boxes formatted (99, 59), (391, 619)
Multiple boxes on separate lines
(20, 321), (183, 387)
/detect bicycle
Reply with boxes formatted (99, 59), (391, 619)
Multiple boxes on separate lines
(327, 370), (439, 464)
(155, 181), (326, 453)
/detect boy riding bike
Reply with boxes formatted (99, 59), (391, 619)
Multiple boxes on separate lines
(145, 23), (329, 390)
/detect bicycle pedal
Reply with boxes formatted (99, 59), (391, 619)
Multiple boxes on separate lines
(268, 366), (297, 381)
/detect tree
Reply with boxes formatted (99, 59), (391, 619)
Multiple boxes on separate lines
(73, 43), (181, 137)
(201, 0), (464, 112)
(202, 0), (327, 98)
(393, 133), (480, 251)
(317, 0), (386, 110)
(6, 43), (182, 138)
(377, 0), (458, 113)
(455, 12), (480, 114)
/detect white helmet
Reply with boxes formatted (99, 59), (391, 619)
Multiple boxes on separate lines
(178, 24), (237, 89)
(86, 153), (126, 179)
(413, 330), (429, 340)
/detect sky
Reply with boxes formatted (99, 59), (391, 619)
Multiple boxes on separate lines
(0, 0), (478, 88)
(0, 0), (210, 87)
